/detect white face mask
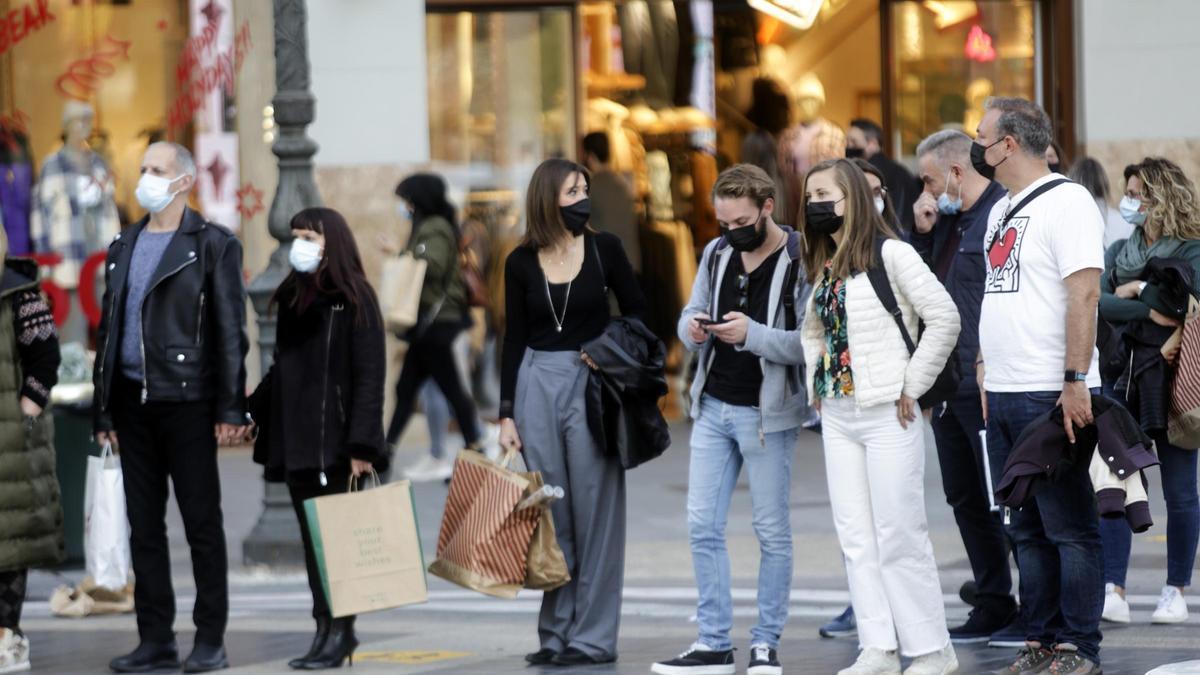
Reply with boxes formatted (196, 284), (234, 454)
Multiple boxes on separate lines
(289, 238), (323, 273)
(135, 173), (184, 213)
(1119, 195), (1147, 226)
(874, 196), (886, 215)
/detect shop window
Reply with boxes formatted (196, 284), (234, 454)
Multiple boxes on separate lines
(425, 8), (575, 192)
(0, 0), (190, 221)
(887, 0), (1041, 161)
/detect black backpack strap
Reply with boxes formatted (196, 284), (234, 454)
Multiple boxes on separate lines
(987, 178), (1071, 251)
(781, 231), (802, 330)
(866, 238), (918, 355)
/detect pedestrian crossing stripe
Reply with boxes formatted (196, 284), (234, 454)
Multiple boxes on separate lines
(354, 650), (472, 664)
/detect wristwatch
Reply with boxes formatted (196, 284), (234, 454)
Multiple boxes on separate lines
(1064, 370), (1088, 383)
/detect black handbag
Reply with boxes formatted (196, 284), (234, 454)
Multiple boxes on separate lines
(866, 238), (960, 410)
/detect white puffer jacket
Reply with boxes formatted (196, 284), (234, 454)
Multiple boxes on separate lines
(802, 239), (960, 408)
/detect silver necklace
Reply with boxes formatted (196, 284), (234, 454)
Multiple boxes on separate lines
(542, 240), (580, 333)
(544, 275), (571, 333)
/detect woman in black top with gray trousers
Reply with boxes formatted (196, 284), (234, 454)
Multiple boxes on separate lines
(499, 159), (645, 667)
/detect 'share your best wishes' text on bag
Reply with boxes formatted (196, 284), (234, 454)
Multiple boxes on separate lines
(303, 474), (427, 618)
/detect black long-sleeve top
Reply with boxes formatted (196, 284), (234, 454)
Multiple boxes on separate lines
(500, 231), (645, 419)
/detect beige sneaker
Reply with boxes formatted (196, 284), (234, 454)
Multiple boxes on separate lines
(1046, 645), (1101, 675)
(838, 647), (902, 675)
(0, 629), (30, 674)
(995, 642), (1054, 675)
(904, 644), (958, 675)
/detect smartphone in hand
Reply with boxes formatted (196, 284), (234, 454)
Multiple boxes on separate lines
(697, 318), (727, 327)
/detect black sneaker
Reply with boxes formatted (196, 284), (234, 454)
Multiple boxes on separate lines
(959, 580), (978, 607)
(951, 605), (1019, 643)
(651, 643), (735, 675)
(988, 612), (1028, 649)
(748, 643), (781, 675)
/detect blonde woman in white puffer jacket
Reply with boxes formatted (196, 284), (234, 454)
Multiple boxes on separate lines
(796, 159), (961, 675)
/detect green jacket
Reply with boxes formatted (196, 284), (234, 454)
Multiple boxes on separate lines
(0, 264), (63, 573)
(407, 215), (467, 325)
(1100, 237), (1200, 324)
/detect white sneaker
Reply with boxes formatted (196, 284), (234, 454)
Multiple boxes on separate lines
(1101, 582), (1131, 623)
(404, 454), (455, 482)
(903, 644), (958, 675)
(1151, 585), (1189, 624)
(0, 629), (31, 674)
(837, 647), (901, 675)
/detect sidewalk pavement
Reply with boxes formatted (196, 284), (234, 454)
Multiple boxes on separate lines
(23, 418), (1200, 674)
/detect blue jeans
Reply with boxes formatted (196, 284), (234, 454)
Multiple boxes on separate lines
(1098, 384), (1200, 589)
(688, 395), (798, 650)
(986, 390), (1104, 662)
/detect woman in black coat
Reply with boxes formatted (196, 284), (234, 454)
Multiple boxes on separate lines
(248, 207), (387, 670)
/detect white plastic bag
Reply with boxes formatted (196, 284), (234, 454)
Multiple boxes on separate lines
(84, 443), (130, 591)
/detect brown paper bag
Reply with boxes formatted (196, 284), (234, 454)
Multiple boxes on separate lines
(521, 473), (570, 591)
(304, 475), (427, 617)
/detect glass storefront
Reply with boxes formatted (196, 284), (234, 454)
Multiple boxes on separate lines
(887, 0), (1040, 161)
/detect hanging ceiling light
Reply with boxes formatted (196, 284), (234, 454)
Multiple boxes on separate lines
(923, 1), (980, 30)
(746, 0), (825, 31)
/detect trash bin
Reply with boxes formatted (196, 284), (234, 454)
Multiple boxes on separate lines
(52, 391), (101, 566)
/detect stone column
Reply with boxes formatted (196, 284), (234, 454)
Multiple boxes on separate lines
(242, 0), (322, 568)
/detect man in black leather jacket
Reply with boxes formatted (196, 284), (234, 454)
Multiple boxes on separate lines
(92, 142), (249, 674)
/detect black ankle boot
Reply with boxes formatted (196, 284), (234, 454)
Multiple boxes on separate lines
(296, 617), (358, 670)
(289, 616), (332, 669)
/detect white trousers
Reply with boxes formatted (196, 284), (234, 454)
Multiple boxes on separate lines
(821, 397), (950, 657)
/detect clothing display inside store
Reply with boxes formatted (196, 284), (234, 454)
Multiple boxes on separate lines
(581, 1), (713, 364)
(0, 126), (34, 256)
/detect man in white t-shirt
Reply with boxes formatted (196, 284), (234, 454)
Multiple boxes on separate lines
(974, 97), (1105, 675)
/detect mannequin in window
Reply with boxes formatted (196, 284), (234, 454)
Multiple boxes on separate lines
(778, 73), (846, 178)
(0, 123), (35, 255)
(30, 101), (120, 345)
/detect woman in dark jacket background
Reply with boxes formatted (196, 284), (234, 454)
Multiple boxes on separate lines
(248, 207), (386, 670)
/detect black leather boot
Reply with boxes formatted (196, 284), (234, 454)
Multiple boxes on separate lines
(182, 643), (229, 673)
(289, 616), (332, 669)
(109, 640), (180, 673)
(296, 617), (358, 670)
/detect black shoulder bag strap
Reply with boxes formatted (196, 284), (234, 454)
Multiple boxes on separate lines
(866, 238), (918, 355)
(591, 233), (607, 294)
(985, 178), (1071, 252)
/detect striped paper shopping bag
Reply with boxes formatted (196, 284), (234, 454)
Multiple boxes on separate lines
(427, 450), (541, 599)
(1169, 298), (1200, 448)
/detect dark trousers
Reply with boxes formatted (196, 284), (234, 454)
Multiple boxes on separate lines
(288, 469), (351, 620)
(0, 568), (27, 631)
(386, 322), (481, 448)
(112, 377), (228, 646)
(931, 389), (1015, 611)
(986, 390), (1104, 662)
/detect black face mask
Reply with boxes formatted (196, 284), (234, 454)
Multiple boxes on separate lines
(845, 147), (865, 159)
(806, 200), (844, 235)
(970, 139), (1006, 181)
(721, 215), (768, 252)
(560, 199), (590, 236)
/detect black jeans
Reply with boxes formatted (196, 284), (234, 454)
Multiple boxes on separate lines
(931, 389), (1015, 612)
(386, 322), (481, 448)
(0, 569), (27, 631)
(288, 469), (351, 620)
(112, 377), (228, 646)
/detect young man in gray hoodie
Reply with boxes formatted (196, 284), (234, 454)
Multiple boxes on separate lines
(652, 164), (812, 675)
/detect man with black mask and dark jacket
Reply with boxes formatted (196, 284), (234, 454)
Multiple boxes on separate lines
(911, 129), (1017, 645)
(93, 142), (249, 674)
(847, 118), (920, 231)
